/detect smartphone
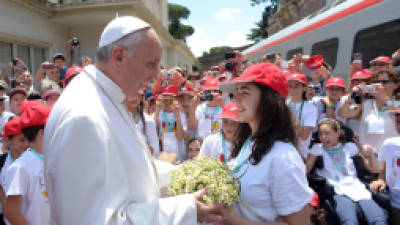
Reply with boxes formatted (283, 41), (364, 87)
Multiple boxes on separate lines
(12, 59), (18, 66)
(225, 52), (236, 60)
(362, 85), (375, 93)
(43, 64), (56, 70)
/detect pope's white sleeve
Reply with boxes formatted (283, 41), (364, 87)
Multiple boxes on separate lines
(44, 115), (197, 225)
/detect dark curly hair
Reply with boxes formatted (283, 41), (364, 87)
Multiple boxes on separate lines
(231, 83), (297, 165)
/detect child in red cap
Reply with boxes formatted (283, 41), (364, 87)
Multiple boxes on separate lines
(4, 104), (51, 225)
(199, 102), (240, 164)
(154, 85), (187, 161)
(0, 117), (29, 224)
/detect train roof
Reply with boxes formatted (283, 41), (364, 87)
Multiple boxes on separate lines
(242, 0), (380, 57)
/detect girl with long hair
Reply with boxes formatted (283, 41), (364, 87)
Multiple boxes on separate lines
(218, 63), (313, 225)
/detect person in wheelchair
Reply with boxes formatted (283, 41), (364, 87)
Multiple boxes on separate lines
(306, 118), (387, 225)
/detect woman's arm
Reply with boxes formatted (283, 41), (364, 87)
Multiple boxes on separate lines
(306, 155), (318, 174)
(359, 145), (379, 174)
(296, 126), (313, 140)
(4, 195), (29, 225)
(173, 102), (184, 140)
(338, 95), (362, 119)
(369, 162), (386, 193)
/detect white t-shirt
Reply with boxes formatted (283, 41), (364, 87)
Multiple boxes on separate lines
(6, 150), (51, 225)
(195, 103), (222, 139)
(378, 137), (400, 209)
(199, 132), (232, 161)
(158, 111), (188, 161)
(231, 141), (313, 222)
(0, 153), (13, 219)
(359, 99), (398, 153)
(136, 113), (160, 158)
(287, 100), (318, 159)
(310, 142), (371, 201)
(311, 96), (346, 124)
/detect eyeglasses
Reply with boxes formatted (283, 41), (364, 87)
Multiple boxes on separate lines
(188, 148), (200, 153)
(179, 96), (193, 103)
(372, 79), (394, 84)
(160, 98), (174, 105)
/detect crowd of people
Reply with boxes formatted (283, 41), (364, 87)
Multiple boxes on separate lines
(0, 15), (399, 225)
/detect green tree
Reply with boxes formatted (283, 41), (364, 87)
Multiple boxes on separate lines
(168, 3), (194, 41)
(201, 46), (233, 57)
(247, 0), (278, 42)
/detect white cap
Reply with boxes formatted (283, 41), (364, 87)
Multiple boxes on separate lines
(99, 16), (151, 49)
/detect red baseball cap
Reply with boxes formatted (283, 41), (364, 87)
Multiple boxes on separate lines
(20, 104), (51, 129)
(287, 73), (307, 86)
(325, 77), (346, 88)
(203, 78), (219, 91)
(219, 63), (288, 98)
(351, 69), (371, 80)
(310, 192), (320, 208)
(178, 87), (196, 97)
(160, 84), (178, 96)
(305, 55), (324, 70)
(63, 66), (83, 87)
(370, 56), (392, 65)
(219, 102), (238, 121)
(4, 117), (22, 137)
(44, 89), (61, 100)
(19, 100), (44, 114)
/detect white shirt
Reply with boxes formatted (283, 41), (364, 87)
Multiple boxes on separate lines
(378, 137), (400, 209)
(310, 143), (371, 201)
(232, 141), (313, 222)
(311, 96), (346, 124)
(200, 132), (232, 161)
(359, 99), (398, 153)
(287, 100), (318, 159)
(195, 103), (222, 139)
(0, 153), (13, 220)
(137, 113), (160, 158)
(158, 111), (187, 161)
(43, 65), (196, 225)
(6, 150), (50, 225)
(0, 111), (15, 136)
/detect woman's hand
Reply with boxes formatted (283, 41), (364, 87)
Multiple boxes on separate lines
(218, 205), (239, 225)
(370, 179), (386, 193)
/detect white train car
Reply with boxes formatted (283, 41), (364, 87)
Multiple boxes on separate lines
(243, 0), (400, 78)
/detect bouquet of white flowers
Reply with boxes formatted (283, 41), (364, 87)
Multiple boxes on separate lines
(167, 156), (240, 205)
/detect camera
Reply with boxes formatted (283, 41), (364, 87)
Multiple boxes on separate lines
(225, 52), (236, 60)
(267, 54), (276, 61)
(351, 92), (362, 104)
(200, 93), (213, 101)
(43, 63), (56, 70)
(71, 37), (80, 46)
(362, 85), (375, 94)
(225, 62), (235, 72)
(12, 59), (18, 66)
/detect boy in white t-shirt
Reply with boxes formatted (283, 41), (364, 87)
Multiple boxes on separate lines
(371, 108), (400, 224)
(0, 116), (28, 225)
(154, 85), (187, 161)
(4, 103), (51, 225)
(196, 77), (225, 139)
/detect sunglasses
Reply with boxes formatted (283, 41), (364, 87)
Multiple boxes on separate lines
(204, 90), (222, 95)
(179, 96), (193, 102)
(372, 79), (394, 84)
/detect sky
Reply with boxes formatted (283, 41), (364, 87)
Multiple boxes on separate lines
(167, 0), (267, 57)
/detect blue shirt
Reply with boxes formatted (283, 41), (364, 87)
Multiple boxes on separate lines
(60, 66), (68, 81)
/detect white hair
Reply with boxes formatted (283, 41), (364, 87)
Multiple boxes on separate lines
(96, 28), (149, 63)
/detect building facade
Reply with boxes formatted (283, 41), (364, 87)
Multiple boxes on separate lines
(0, 0), (195, 75)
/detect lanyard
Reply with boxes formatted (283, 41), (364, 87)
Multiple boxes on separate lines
(373, 100), (387, 118)
(29, 148), (43, 161)
(133, 111), (141, 123)
(204, 105), (221, 120)
(8, 153), (13, 164)
(232, 136), (251, 173)
(162, 111), (176, 132)
(221, 133), (228, 164)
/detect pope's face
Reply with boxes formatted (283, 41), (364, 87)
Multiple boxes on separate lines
(121, 29), (162, 99)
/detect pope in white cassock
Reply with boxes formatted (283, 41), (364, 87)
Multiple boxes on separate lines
(43, 16), (221, 225)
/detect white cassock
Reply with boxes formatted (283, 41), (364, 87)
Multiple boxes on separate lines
(43, 65), (197, 225)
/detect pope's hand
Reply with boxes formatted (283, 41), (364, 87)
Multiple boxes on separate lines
(193, 188), (223, 223)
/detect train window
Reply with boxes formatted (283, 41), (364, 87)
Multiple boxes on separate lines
(286, 48), (303, 60)
(311, 38), (339, 69)
(353, 18), (400, 68)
